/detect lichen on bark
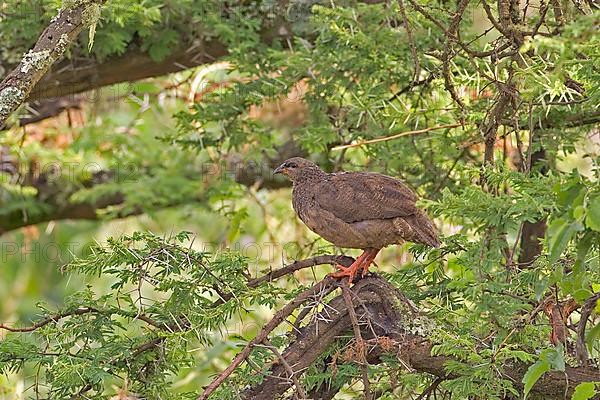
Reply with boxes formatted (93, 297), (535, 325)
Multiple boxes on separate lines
(20, 50), (52, 74)
(57, 34), (70, 53)
(62, 0), (102, 51)
(0, 87), (25, 121)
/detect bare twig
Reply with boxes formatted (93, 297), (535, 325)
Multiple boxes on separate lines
(0, 307), (169, 333)
(210, 255), (354, 307)
(414, 377), (443, 400)
(481, 0), (511, 38)
(249, 255), (354, 287)
(387, 74), (435, 103)
(525, 102), (535, 174)
(404, 0), (447, 32)
(332, 123), (462, 150)
(441, 0), (470, 115)
(261, 339), (307, 400)
(130, 337), (165, 359)
(341, 282), (371, 400)
(397, 0), (420, 82)
(432, 148), (467, 193)
(0, 307), (99, 332)
(292, 282), (340, 335)
(576, 292), (600, 365)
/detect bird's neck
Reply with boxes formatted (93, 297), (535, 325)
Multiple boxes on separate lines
(293, 168), (328, 185)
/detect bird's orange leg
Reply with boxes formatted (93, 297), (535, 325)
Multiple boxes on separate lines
(330, 248), (380, 284)
(359, 248), (379, 276)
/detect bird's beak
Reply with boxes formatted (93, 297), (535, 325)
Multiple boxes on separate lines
(274, 165), (287, 175)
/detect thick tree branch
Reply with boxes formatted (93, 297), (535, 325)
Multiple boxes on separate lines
(0, 1), (105, 126)
(576, 292), (600, 365)
(249, 255), (355, 287)
(23, 0), (365, 103)
(0, 185), (128, 236)
(239, 276), (600, 399)
(28, 43), (228, 101)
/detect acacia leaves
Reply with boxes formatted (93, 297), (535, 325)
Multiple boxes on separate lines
(1, 231), (286, 398)
(428, 167), (557, 232)
(1, 0), (599, 398)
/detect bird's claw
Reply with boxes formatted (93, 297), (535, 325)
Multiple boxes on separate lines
(329, 263), (370, 284)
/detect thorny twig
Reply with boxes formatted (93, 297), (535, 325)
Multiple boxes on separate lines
(261, 339), (307, 400)
(397, 0), (420, 82)
(414, 377), (443, 400)
(341, 282), (372, 400)
(197, 277), (336, 400)
(211, 254), (354, 307)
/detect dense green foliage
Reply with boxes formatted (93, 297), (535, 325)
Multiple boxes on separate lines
(0, 0), (599, 398)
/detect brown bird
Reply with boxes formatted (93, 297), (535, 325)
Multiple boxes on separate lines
(274, 157), (440, 283)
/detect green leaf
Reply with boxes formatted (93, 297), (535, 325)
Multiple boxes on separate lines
(586, 196), (600, 231)
(557, 181), (585, 209)
(523, 359), (550, 399)
(586, 322), (600, 350)
(548, 219), (581, 263)
(571, 382), (597, 400)
(227, 207), (249, 242)
(523, 345), (566, 399)
(146, 29), (180, 62)
(547, 344), (565, 372)
(575, 232), (594, 271)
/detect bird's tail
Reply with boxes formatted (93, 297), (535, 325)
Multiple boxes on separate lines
(407, 211), (441, 248)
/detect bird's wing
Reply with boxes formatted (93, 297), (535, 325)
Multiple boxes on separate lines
(313, 172), (419, 223)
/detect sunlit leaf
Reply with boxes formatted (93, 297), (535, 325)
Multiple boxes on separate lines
(586, 196), (600, 231)
(571, 382), (597, 400)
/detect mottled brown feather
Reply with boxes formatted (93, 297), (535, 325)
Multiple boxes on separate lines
(277, 157), (440, 250)
(314, 172), (418, 222)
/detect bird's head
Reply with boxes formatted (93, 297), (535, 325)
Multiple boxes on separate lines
(274, 157), (322, 182)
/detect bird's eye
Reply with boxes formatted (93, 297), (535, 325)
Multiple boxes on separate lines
(286, 162), (297, 168)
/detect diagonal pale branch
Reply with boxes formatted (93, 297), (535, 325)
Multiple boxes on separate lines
(261, 339), (307, 400)
(197, 277), (337, 400)
(332, 123), (463, 151)
(0, 0), (106, 126)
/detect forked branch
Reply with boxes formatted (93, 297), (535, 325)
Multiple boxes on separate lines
(0, 1), (105, 126)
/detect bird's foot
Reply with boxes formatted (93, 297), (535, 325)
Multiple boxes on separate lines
(329, 249), (379, 284)
(330, 263), (363, 284)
